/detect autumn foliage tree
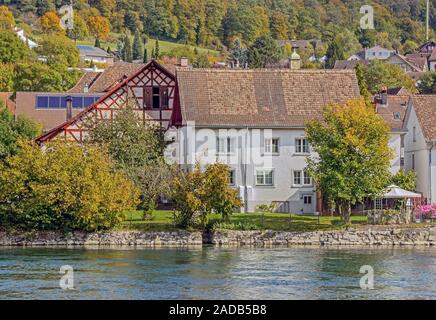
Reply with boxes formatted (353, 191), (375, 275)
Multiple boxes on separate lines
(40, 11), (64, 34)
(306, 99), (393, 223)
(171, 163), (243, 228)
(0, 141), (140, 231)
(87, 15), (110, 41)
(0, 5), (15, 30)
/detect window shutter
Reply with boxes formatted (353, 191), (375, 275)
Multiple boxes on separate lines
(160, 87), (169, 108)
(144, 87), (152, 108)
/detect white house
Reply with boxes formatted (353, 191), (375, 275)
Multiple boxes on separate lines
(348, 45), (394, 61)
(403, 95), (436, 204)
(169, 68), (361, 213)
(14, 27), (38, 49)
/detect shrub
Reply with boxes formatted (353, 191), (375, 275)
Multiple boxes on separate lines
(171, 163), (243, 228)
(0, 140), (140, 231)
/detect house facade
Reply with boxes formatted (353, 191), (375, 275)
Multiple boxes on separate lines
(36, 61), (410, 214)
(403, 95), (436, 204)
(169, 68), (361, 213)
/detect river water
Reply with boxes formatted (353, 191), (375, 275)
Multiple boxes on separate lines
(1, 246), (436, 300)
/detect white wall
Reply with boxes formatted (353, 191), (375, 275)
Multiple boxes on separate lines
(174, 126), (317, 214)
(404, 106), (430, 199)
(389, 133), (403, 174)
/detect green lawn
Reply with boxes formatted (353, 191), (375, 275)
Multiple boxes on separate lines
(121, 210), (368, 233)
(75, 34), (221, 57)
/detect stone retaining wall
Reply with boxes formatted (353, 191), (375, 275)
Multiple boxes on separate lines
(1, 227), (436, 247)
(0, 230), (203, 246)
(207, 227), (436, 246)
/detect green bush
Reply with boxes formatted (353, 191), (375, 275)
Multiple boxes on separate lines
(0, 141), (140, 231)
(212, 221), (260, 231)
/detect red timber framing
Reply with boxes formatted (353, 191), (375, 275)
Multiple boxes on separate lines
(36, 60), (177, 144)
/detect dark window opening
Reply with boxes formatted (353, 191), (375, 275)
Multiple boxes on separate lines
(152, 87), (160, 109)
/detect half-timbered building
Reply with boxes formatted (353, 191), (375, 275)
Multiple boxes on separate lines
(36, 60), (177, 143)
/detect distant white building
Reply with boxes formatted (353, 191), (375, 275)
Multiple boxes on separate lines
(76, 45), (114, 65)
(348, 45), (395, 61)
(14, 27), (38, 49)
(403, 95), (436, 204)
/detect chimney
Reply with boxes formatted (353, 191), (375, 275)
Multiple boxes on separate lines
(66, 96), (73, 121)
(379, 86), (388, 106)
(180, 57), (189, 67)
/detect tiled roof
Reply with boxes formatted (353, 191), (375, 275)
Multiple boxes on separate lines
(376, 95), (410, 130)
(175, 69), (361, 127)
(68, 62), (178, 94)
(334, 60), (369, 69)
(410, 95), (436, 141)
(68, 72), (100, 93)
(87, 62), (145, 92)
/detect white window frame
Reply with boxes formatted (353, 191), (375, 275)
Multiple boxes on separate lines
(216, 136), (236, 155)
(255, 169), (274, 186)
(295, 138), (310, 154)
(293, 170), (312, 187)
(264, 138), (280, 154)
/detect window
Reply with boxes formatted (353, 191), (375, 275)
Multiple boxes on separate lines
(264, 138), (279, 154)
(256, 170), (274, 186)
(152, 87), (160, 109)
(161, 87), (169, 108)
(303, 170), (312, 185)
(296, 138), (309, 153)
(228, 170), (235, 185)
(412, 154), (415, 170)
(413, 126), (416, 142)
(303, 195), (312, 205)
(293, 170), (301, 185)
(393, 112), (401, 120)
(216, 137), (236, 155)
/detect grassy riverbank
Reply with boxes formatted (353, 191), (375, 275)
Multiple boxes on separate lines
(121, 210), (369, 233)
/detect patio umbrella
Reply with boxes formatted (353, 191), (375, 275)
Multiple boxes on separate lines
(382, 185), (422, 199)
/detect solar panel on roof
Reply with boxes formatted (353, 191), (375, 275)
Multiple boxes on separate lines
(35, 95), (102, 110)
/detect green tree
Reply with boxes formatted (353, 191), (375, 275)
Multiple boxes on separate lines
(86, 104), (167, 213)
(418, 72), (436, 94)
(0, 104), (42, 160)
(143, 47), (148, 63)
(364, 60), (416, 94)
(67, 15), (89, 42)
(0, 31), (34, 63)
(306, 99), (393, 223)
(390, 169), (416, 191)
(94, 37), (101, 48)
(132, 29), (144, 60)
(122, 34), (133, 62)
(325, 40), (345, 69)
(355, 63), (370, 98)
(154, 39), (160, 58)
(171, 163), (242, 227)
(0, 5), (15, 30)
(0, 64), (14, 91)
(194, 53), (210, 68)
(14, 62), (81, 92)
(36, 35), (80, 67)
(247, 35), (281, 68)
(0, 140), (140, 231)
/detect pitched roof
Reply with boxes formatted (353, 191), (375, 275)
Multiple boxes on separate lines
(0, 92), (16, 114)
(334, 60), (369, 69)
(410, 95), (436, 141)
(76, 45), (113, 58)
(376, 95), (410, 130)
(68, 71), (100, 93)
(174, 69), (361, 127)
